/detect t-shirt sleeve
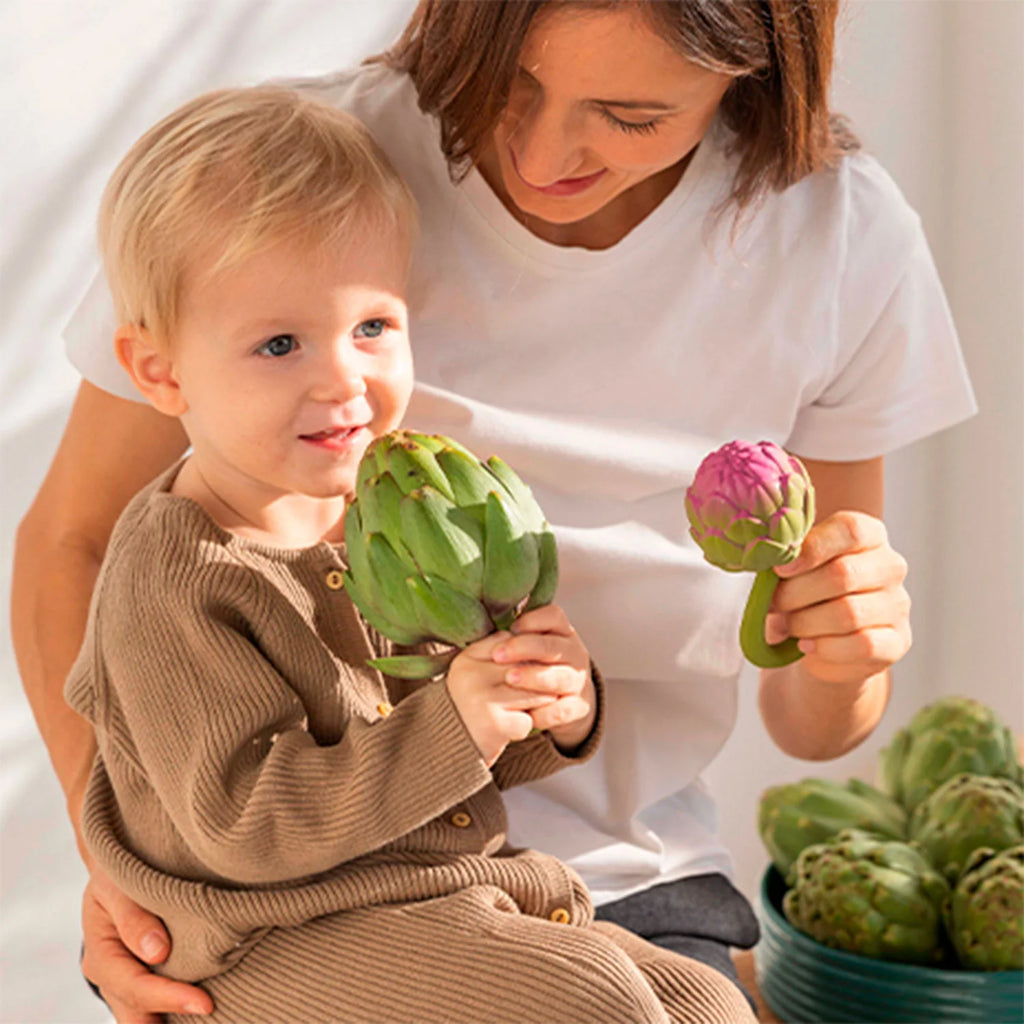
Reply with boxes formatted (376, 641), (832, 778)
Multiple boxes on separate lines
(786, 177), (977, 462)
(63, 270), (143, 402)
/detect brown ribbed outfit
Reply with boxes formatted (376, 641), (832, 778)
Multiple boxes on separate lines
(67, 465), (755, 1024)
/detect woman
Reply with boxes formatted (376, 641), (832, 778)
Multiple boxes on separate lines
(13, 1), (974, 1020)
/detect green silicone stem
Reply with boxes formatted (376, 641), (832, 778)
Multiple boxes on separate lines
(740, 568), (804, 669)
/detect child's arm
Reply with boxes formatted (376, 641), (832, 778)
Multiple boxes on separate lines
(85, 567), (499, 887)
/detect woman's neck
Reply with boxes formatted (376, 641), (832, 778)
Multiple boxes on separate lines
(476, 145), (692, 250)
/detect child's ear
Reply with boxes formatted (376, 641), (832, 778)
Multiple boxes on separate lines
(114, 324), (188, 417)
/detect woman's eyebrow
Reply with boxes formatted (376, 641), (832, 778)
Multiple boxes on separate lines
(596, 98), (676, 111)
(517, 65), (677, 112)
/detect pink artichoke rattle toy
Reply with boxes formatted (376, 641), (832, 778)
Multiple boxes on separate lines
(685, 440), (815, 668)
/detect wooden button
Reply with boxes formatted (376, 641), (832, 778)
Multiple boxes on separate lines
(376, 701), (394, 718)
(549, 907), (570, 924)
(450, 811), (472, 829)
(325, 570), (345, 590)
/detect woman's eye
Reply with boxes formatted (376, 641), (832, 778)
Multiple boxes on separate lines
(599, 108), (662, 136)
(256, 334), (297, 357)
(355, 319), (388, 339)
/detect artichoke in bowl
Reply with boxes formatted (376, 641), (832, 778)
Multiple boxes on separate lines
(783, 828), (950, 965)
(944, 846), (1024, 971)
(684, 439), (815, 668)
(880, 696), (1023, 811)
(909, 773), (1024, 881)
(759, 777), (907, 877)
(343, 431), (558, 679)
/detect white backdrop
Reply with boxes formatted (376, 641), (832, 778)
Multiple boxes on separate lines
(2, 2), (1021, 1021)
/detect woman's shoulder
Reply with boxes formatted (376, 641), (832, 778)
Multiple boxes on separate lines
(277, 62), (447, 199)
(769, 145), (923, 267)
(277, 62), (422, 135)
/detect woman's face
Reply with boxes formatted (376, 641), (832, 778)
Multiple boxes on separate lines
(483, 5), (733, 236)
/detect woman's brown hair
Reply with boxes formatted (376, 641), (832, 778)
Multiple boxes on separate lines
(382, 0), (859, 211)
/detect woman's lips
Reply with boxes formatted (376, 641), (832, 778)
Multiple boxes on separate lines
(510, 148), (607, 197)
(299, 425), (366, 452)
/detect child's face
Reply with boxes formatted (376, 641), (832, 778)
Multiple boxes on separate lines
(169, 219), (413, 504)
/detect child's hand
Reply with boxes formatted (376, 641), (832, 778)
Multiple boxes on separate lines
(446, 632), (558, 766)
(492, 604), (596, 753)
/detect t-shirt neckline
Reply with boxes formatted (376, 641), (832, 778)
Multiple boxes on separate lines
(457, 127), (718, 271)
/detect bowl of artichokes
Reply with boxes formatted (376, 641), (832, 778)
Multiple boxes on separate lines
(755, 697), (1024, 1023)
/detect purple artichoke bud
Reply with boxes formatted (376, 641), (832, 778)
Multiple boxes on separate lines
(685, 440), (816, 669)
(685, 440), (815, 573)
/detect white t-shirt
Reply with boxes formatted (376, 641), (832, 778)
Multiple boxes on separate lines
(65, 63), (976, 905)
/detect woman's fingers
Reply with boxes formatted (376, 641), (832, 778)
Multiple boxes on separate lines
(773, 546), (908, 612)
(88, 868), (169, 965)
(81, 879), (213, 1020)
(778, 586), (912, 640)
(776, 511), (888, 577)
(795, 624), (912, 684)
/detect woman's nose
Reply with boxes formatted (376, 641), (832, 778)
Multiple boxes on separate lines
(508, 98), (584, 188)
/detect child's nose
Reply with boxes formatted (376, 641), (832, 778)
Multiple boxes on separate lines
(309, 348), (366, 403)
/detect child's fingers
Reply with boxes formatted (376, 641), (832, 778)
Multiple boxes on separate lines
(504, 663), (584, 696)
(509, 603), (574, 637)
(458, 631), (514, 662)
(498, 688), (560, 712)
(528, 695), (588, 732)
(492, 632), (580, 668)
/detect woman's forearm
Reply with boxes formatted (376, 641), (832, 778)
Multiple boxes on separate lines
(11, 512), (103, 858)
(757, 661), (891, 761)
(10, 381), (188, 859)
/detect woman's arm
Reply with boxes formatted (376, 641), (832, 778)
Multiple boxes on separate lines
(757, 456), (909, 760)
(12, 381), (188, 836)
(10, 381), (205, 1022)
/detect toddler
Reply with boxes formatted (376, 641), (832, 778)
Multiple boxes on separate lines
(66, 85), (755, 1023)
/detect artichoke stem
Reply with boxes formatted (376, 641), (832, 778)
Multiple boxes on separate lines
(740, 568), (804, 669)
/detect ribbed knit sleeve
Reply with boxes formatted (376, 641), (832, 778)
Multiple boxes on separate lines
(490, 663), (606, 791)
(95, 515), (493, 885)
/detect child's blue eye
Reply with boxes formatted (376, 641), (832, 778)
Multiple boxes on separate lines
(257, 334), (297, 357)
(355, 319), (387, 339)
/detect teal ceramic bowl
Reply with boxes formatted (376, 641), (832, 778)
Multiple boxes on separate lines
(755, 866), (1024, 1023)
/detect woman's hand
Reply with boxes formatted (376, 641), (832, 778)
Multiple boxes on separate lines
(766, 509), (911, 685)
(493, 604), (596, 752)
(81, 867), (212, 1023)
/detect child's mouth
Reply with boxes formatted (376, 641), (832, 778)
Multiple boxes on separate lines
(299, 426), (366, 451)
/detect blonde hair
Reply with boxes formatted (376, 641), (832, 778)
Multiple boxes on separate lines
(99, 85), (417, 345)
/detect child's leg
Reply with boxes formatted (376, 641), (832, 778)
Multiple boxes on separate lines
(591, 920), (758, 1024)
(175, 885), (673, 1024)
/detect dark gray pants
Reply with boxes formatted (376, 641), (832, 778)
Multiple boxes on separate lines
(594, 872), (761, 1012)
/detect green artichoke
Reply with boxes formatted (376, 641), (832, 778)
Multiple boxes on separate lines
(944, 846), (1024, 970)
(759, 777), (907, 876)
(342, 430), (558, 679)
(783, 829), (951, 965)
(684, 439), (815, 668)
(908, 773), (1024, 881)
(880, 696), (1023, 811)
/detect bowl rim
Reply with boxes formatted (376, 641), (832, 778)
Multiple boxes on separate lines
(759, 865), (1024, 983)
